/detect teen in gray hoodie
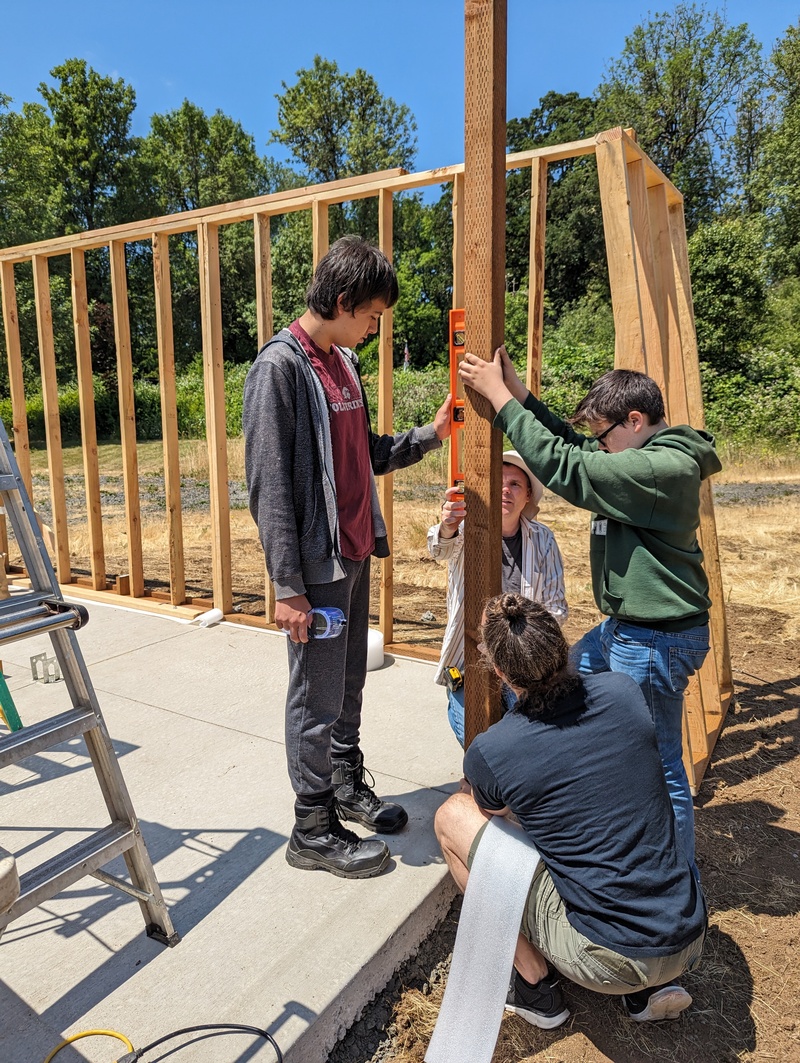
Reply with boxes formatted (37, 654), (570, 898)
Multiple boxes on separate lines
(244, 236), (450, 879)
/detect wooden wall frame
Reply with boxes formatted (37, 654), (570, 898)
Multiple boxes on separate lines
(0, 128), (732, 788)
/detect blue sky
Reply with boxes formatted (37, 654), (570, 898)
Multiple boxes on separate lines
(2, 1), (798, 175)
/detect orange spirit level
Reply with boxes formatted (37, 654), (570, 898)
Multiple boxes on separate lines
(449, 308), (465, 498)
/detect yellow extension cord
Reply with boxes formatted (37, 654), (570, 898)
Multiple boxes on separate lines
(43, 1028), (134, 1063)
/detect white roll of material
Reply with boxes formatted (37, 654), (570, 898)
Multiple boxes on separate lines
(367, 627), (384, 670)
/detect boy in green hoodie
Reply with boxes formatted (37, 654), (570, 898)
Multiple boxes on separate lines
(458, 348), (722, 875)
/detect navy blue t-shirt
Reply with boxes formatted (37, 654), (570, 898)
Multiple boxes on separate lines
(464, 671), (706, 958)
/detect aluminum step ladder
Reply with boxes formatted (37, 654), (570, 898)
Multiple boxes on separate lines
(0, 419), (178, 947)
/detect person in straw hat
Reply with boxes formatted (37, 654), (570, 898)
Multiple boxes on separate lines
(427, 450), (567, 746)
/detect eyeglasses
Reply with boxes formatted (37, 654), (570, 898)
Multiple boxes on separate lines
(591, 419), (625, 447)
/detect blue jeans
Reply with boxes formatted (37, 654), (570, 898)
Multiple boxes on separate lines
(570, 618), (710, 872)
(447, 684), (517, 748)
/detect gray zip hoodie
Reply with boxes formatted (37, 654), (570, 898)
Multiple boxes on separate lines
(243, 329), (441, 599)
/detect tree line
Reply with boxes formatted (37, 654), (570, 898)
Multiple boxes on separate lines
(1, 3), (799, 446)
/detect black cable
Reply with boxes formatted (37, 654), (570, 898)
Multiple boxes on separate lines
(118, 1022), (282, 1063)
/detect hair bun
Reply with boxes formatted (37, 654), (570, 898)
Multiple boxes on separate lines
(501, 593), (527, 630)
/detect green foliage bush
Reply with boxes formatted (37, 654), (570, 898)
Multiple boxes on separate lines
(702, 347), (800, 445)
(361, 364), (449, 430)
(0, 358), (251, 442)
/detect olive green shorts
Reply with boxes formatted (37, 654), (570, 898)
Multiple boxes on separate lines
(467, 820), (705, 995)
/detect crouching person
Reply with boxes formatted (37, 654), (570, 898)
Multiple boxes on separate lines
(434, 594), (707, 1027)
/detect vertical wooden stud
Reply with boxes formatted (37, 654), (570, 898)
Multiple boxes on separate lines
(377, 187), (394, 645)
(0, 261), (32, 497)
(110, 240), (144, 597)
(462, 0), (507, 748)
(312, 200), (329, 269)
(32, 254), (71, 584)
(198, 222), (233, 614)
(452, 171), (465, 310)
(627, 157), (667, 393)
(668, 201), (732, 700)
(153, 233), (186, 606)
(254, 212), (276, 623)
(595, 130), (646, 369)
(526, 157), (547, 397)
(70, 248), (106, 590)
(254, 212), (274, 346)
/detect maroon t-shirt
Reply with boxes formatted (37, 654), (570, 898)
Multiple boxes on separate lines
(289, 321), (374, 561)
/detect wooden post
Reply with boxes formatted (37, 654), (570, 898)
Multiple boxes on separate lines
(668, 200), (733, 707)
(462, 0), (507, 748)
(70, 248), (106, 590)
(32, 254), (71, 584)
(526, 157), (547, 397)
(377, 188), (395, 644)
(0, 262), (32, 497)
(109, 239), (144, 597)
(198, 222), (233, 615)
(595, 130), (646, 369)
(254, 212), (276, 623)
(452, 171), (465, 310)
(312, 200), (329, 268)
(153, 232), (186, 606)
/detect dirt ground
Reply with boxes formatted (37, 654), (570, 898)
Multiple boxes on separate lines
(18, 444), (800, 1062)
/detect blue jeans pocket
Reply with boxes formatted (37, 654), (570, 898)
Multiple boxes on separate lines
(668, 643), (709, 694)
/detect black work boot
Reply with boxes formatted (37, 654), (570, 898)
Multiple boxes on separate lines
(332, 752), (409, 834)
(286, 799), (390, 878)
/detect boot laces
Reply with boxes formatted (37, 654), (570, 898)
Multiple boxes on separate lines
(351, 762), (383, 813)
(329, 803), (363, 852)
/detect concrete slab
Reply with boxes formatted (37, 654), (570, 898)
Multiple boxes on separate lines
(0, 600), (461, 1063)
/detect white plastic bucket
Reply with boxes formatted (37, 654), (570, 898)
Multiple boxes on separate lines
(367, 627), (385, 671)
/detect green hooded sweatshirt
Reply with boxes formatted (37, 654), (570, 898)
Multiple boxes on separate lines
(495, 393), (723, 626)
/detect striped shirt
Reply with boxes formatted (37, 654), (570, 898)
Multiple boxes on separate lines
(427, 515), (568, 686)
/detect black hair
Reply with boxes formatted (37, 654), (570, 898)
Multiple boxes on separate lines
(480, 593), (583, 720)
(306, 235), (399, 319)
(569, 368), (665, 427)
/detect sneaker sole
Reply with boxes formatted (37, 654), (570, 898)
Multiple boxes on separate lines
(285, 847), (390, 879)
(504, 1002), (570, 1030)
(627, 987), (692, 1022)
(338, 808), (409, 834)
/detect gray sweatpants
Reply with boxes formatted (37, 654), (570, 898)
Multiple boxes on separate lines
(284, 556), (371, 802)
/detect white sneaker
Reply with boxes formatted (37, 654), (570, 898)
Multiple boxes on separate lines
(623, 985), (692, 1022)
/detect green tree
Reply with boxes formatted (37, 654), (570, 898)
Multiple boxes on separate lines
(688, 215), (766, 371)
(597, 4), (762, 229)
(506, 91), (608, 320)
(38, 58), (140, 233)
(143, 100), (269, 213)
(757, 22), (800, 279)
(0, 96), (57, 247)
(272, 56), (417, 240)
(272, 56), (416, 183)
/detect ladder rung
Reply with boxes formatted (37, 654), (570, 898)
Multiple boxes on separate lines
(0, 821), (136, 927)
(0, 592), (55, 617)
(0, 707), (97, 770)
(0, 474), (19, 492)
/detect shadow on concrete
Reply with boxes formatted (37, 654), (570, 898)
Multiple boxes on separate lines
(0, 734), (139, 796)
(0, 819), (286, 1041)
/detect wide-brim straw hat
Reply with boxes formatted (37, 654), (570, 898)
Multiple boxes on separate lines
(501, 450), (544, 519)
